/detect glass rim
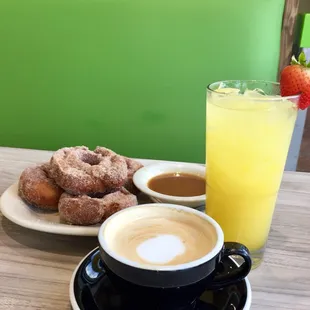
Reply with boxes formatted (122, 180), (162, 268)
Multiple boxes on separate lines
(207, 80), (300, 101)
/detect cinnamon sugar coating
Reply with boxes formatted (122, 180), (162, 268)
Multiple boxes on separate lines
(18, 164), (63, 210)
(49, 146), (128, 195)
(59, 188), (138, 225)
(123, 157), (144, 194)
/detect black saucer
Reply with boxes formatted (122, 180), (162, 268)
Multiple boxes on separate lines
(70, 248), (251, 310)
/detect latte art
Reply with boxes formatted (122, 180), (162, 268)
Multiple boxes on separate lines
(103, 206), (217, 267)
(136, 234), (185, 264)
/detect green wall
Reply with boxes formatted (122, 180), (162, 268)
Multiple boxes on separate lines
(0, 0), (285, 163)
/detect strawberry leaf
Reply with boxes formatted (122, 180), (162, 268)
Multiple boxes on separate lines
(298, 52), (307, 66)
(308, 62), (310, 68)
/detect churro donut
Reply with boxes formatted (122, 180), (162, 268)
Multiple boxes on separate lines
(100, 187), (138, 221)
(49, 146), (128, 195)
(58, 188), (138, 225)
(93, 148), (143, 193)
(58, 192), (104, 225)
(94, 146), (129, 189)
(92, 147), (143, 193)
(93, 146), (117, 157)
(18, 163), (63, 210)
(123, 157), (144, 194)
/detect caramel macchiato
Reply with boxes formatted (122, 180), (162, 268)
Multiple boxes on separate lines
(102, 206), (217, 266)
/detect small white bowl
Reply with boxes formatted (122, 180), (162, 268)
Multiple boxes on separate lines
(133, 162), (206, 208)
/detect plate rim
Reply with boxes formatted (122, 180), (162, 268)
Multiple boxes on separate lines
(0, 182), (100, 236)
(69, 247), (252, 310)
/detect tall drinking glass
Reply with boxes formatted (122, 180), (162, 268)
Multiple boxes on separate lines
(206, 80), (299, 268)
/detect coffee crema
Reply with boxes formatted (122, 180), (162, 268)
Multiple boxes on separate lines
(147, 173), (206, 197)
(103, 206), (217, 267)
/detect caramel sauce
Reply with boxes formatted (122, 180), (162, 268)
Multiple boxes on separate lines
(148, 173), (206, 197)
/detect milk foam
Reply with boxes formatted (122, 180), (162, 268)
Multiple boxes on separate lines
(103, 205), (218, 267)
(136, 234), (185, 264)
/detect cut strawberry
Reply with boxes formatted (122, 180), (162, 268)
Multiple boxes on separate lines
(299, 91), (310, 110)
(280, 52), (310, 110)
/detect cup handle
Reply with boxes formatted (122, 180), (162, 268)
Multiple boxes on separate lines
(83, 250), (106, 285)
(208, 242), (252, 290)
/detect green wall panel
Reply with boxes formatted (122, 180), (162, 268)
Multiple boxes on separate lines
(301, 14), (310, 47)
(0, 0), (285, 163)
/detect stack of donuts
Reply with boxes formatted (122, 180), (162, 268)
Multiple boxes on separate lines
(18, 146), (143, 225)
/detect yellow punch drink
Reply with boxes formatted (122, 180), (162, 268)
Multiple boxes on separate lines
(206, 81), (299, 268)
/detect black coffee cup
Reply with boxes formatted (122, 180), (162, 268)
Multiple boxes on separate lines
(98, 204), (251, 309)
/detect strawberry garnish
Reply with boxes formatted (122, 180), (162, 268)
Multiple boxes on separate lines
(280, 52), (310, 110)
(299, 91), (310, 110)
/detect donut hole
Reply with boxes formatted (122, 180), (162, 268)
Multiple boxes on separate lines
(80, 153), (101, 166)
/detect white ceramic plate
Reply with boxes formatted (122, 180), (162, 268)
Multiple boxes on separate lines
(0, 158), (159, 236)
